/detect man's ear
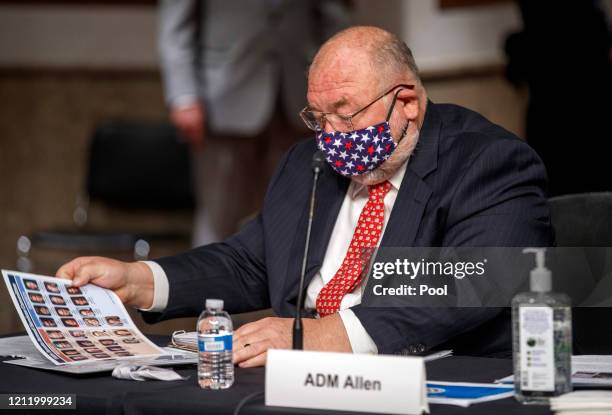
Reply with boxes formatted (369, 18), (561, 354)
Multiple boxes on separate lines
(396, 88), (419, 121)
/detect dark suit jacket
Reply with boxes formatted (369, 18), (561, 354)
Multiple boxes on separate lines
(144, 101), (554, 357)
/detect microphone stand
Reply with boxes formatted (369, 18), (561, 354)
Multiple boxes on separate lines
(292, 152), (324, 350)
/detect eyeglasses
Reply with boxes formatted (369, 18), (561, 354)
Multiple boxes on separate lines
(299, 84), (414, 132)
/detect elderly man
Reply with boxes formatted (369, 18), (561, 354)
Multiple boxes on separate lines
(57, 27), (553, 367)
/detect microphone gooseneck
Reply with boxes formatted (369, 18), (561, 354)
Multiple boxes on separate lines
(293, 151), (324, 350)
(311, 151), (326, 174)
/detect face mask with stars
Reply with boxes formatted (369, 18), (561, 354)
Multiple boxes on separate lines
(316, 121), (398, 177)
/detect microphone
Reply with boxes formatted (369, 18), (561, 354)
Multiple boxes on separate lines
(293, 151), (325, 350)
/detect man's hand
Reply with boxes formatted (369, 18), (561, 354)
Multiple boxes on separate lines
(55, 257), (154, 309)
(170, 102), (206, 150)
(232, 314), (352, 368)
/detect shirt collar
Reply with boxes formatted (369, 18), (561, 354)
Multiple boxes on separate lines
(348, 160), (408, 199)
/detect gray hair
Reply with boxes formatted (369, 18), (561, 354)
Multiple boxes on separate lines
(372, 33), (420, 83)
(309, 26), (421, 85)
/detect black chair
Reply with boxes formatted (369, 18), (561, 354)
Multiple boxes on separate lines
(18, 119), (195, 271)
(548, 192), (612, 354)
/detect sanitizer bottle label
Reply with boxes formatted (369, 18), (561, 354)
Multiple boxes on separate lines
(519, 306), (554, 391)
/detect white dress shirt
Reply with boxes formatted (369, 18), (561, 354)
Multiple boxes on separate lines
(142, 161), (408, 355)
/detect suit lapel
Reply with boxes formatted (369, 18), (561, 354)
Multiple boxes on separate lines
(381, 100), (440, 248)
(283, 164), (349, 307)
(380, 171), (432, 247)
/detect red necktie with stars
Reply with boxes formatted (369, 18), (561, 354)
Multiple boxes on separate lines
(316, 180), (392, 317)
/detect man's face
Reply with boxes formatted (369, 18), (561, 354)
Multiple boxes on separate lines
(307, 42), (423, 185)
(307, 49), (392, 134)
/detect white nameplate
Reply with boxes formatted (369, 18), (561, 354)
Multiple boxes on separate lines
(266, 349), (429, 414)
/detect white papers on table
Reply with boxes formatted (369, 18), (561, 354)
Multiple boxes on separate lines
(495, 355), (612, 387)
(550, 390), (612, 415)
(0, 334), (45, 361)
(2, 269), (167, 365)
(571, 355), (612, 386)
(1, 335), (197, 374)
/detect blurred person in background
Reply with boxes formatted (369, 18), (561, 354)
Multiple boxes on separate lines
(158, 0), (351, 246)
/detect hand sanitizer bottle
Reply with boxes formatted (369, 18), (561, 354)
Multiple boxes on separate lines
(512, 248), (572, 404)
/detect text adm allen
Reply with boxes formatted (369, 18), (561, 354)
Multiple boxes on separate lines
(305, 373), (382, 391)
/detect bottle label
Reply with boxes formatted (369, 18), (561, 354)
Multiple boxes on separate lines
(519, 306), (554, 391)
(198, 333), (232, 353)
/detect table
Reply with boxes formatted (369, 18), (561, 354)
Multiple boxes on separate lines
(0, 335), (553, 415)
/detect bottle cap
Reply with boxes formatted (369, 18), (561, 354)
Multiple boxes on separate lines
(205, 298), (224, 310)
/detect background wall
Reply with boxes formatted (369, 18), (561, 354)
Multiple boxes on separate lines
(0, 0), (525, 71)
(0, 4), (158, 68)
(401, 0), (520, 72)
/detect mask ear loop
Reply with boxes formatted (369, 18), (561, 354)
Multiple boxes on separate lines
(385, 87), (410, 145)
(385, 87), (407, 121)
(397, 121), (409, 145)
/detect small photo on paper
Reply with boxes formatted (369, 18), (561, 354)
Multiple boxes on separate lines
(92, 353), (111, 359)
(44, 282), (60, 293)
(53, 340), (72, 349)
(78, 308), (94, 317)
(49, 295), (66, 306)
(62, 349), (80, 356)
(114, 351), (133, 357)
(92, 330), (109, 337)
(55, 307), (72, 317)
(34, 305), (51, 316)
(69, 330), (86, 338)
(114, 329), (132, 337)
(99, 339), (117, 346)
(28, 292), (45, 304)
(106, 346), (125, 352)
(122, 338), (141, 344)
(83, 317), (100, 327)
(24, 279), (40, 291)
(67, 286), (82, 295)
(61, 318), (79, 328)
(105, 316), (123, 326)
(71, 296), (89, 306)
(46, 330), (64, 340)
(83, 347), (102, 354)
(69, 355), (88, 362)
(76, 340), (95, 348)
(40, 317), (57, 327)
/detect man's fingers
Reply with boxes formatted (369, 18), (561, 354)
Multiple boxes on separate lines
(239, 350), (267, 368)
(234, 318), (268, 342)
(233, 340), (267, 365)
(72, 262), (106, 287)
(233, 329), (271, 352)
(55, 257), (94, 281)
(55, 263), (76, 280)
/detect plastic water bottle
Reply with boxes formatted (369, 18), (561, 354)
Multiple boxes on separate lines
(197, 298), (234, 389)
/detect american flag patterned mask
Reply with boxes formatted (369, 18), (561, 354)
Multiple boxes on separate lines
(316, 121), (398, 177)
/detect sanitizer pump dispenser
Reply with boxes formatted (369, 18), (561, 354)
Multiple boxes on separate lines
(512, 248), (572, 404)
